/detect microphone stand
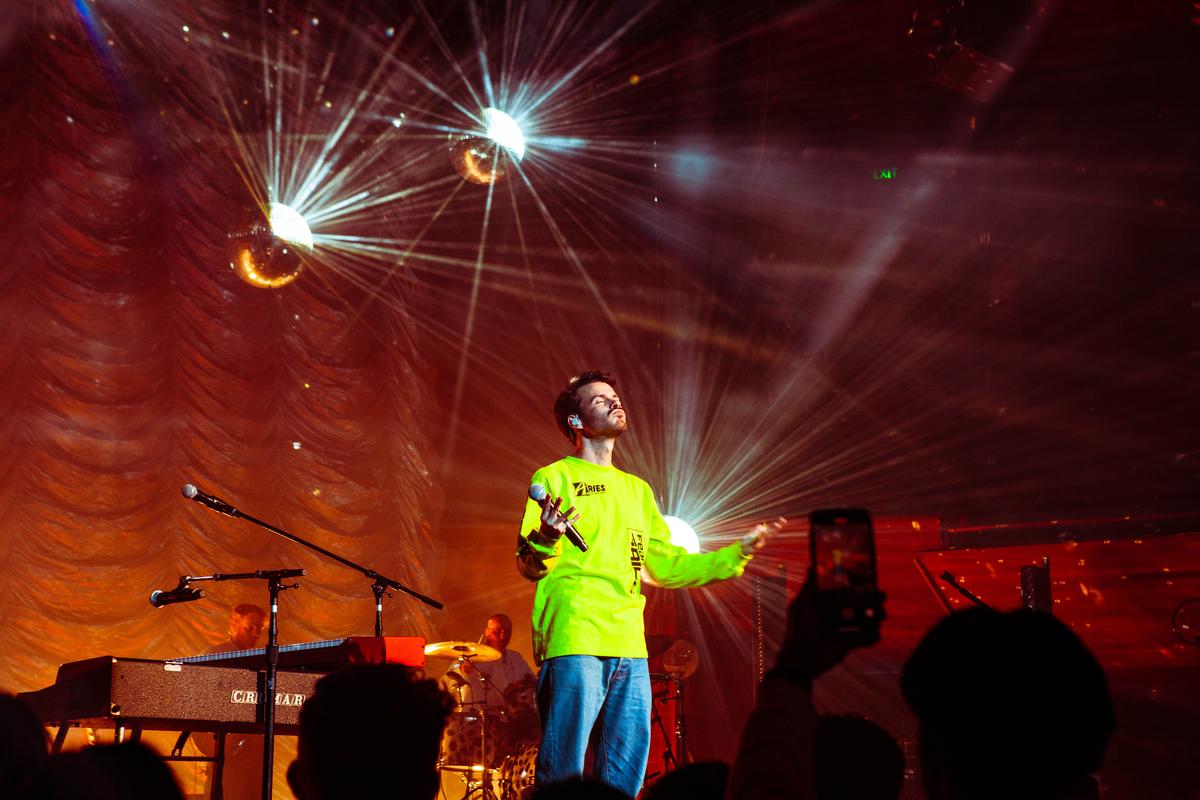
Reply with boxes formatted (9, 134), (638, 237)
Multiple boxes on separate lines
(179, 569), (303, 800)
(183, 487), (443, 623)
(371, 579), (390, 637)
(183, 487), (444, 800)
(939, 570), (990, 608)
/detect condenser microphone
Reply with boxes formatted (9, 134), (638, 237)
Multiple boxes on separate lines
(529, 484), (588, 552)
(149, 586), (205, 608)
(181, 484), (239, 517)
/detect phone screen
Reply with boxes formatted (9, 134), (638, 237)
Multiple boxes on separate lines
(811, 511), (876, 593)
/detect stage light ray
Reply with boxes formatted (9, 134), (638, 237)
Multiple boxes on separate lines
(279, 17), (321, 201)
(311, 240), (589, 296)
(515, 3), (657, 119)
(300, 104), (422, 204)
(506, 0), (576, 112)
(288, 39), (403, 212)
(631, 6), (1066, 542)
(192, 0), (1037, 539)
(511, 164), (626, 337)
(441, 167), (501, 466)
(515, 160), (667, 258)
(495, 0), (528, 112)
(303, 174), (462, 227)
(409, 0), (488, 116)
(503, 169), (558, 359)
(467, 3), (497, 110)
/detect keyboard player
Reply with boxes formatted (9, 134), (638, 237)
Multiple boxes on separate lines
(195, 604), (267, 800)
(211, 604), (267, 655)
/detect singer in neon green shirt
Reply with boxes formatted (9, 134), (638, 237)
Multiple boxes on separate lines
(515, 370), (780, 797)
(518, 454), (750, 661)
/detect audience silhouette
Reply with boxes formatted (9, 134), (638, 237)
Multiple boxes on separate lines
(286, 664), (454, 800)
(5, 579), (1114, 800)
(901, 606), (1114, 800)
(643, 760), (729, 800)
(813, 713), (904, 800)
(0, 694), (49, 796)
(730, 569), (1115, 800)
(530, 775), (632, 799)
(20, 741), (183, 800)
(728, 569), (891, 800)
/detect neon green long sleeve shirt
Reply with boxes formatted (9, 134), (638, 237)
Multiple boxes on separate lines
(516, 456), (751, 663)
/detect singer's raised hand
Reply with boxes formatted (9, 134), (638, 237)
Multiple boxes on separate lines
(539, 495), (580, 540)
(739, 516), (786, 556)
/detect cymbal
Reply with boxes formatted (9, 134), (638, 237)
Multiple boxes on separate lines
(424, 641), (502, 662)
(662, 639), (699, 680)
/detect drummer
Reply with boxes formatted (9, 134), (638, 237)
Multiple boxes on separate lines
(445, 613), (535, 707)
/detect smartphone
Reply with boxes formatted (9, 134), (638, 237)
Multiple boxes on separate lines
(809, 508), (881, 639)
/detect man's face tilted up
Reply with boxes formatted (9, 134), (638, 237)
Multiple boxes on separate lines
(575, 381), (626, 440)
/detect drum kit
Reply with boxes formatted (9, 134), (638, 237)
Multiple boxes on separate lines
(425, 635), (700, 798)
(425, 640), (541, 800)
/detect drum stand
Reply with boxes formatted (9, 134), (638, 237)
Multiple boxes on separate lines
(449, 658), (503, 800)
(650, 673), (690, 769)
(650, 692), (679, 773)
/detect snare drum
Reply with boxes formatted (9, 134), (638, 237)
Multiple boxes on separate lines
(499, 742), (538, 800)
(439, 706), (506, 770)
(502, 677), (540, 751)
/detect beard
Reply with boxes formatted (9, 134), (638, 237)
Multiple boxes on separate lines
(586, 413), (627, 440)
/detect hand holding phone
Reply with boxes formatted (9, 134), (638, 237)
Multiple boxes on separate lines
(809, 508), (884, 644)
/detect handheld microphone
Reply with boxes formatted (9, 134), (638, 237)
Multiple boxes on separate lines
(181, 484), (239, 517)
(149, 586), (205, 608)
(529, 484), (589, 552)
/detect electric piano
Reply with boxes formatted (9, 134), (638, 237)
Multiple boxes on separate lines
(170, 635), (425, 672)
(17, 636), (425, 749)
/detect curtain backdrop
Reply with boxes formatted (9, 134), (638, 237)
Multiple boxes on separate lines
(0, 12), (443, 701)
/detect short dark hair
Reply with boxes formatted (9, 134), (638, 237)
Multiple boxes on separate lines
(813, 714), (904, 800)
(291, 665), (454, 800)
(643, 760), (729, 800)
(553, 370), (616, 443)
(901, 607), (1114, 800)
(531, 776), (632, 800)
(233, 603), (266, 619)
(22, 742), (183, 800)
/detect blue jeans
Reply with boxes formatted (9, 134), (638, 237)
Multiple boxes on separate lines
(535, 655), (651, 798)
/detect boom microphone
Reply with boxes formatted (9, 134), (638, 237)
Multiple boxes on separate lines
(149, 586), (205, 608)
(529, 484), (589, 552)
(182, 483), (239, 517)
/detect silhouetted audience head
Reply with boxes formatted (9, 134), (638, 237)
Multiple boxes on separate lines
(901, 607), (1114, 800)
(531, 776), (631, 800)
(0, 694), (48, 795)
(812, 714), (904, 800)
(643, 761), (728, 800)
(287, 664), (454, 800)
(20, 741), (182, 800)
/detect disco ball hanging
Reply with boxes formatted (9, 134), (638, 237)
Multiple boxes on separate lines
(227, 202), (314, 289)
(448, 108), (526, 185)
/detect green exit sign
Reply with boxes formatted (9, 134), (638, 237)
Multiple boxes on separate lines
(873, 168), (897, 180)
